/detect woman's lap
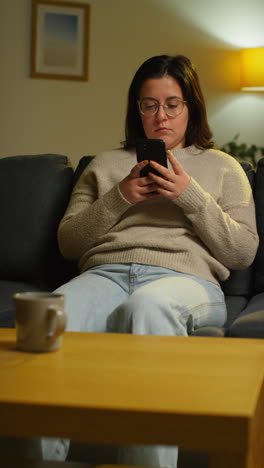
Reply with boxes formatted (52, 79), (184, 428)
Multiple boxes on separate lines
(55, 263), (227, 335)
(108, 272), (226, 335)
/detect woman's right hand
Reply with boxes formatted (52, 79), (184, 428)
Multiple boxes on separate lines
(119, 161), (160, 204)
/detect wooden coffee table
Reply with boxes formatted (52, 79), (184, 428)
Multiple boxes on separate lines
(0, 328), (264, 468)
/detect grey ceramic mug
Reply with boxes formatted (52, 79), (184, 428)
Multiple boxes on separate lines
(14, 292), (67, 352)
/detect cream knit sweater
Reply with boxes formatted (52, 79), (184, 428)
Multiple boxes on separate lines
(58, 145), (259, 286)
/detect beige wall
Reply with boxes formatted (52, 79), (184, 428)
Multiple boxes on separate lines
(1, 0), (264, 167)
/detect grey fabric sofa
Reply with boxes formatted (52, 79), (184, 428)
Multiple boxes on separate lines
(1, 153), (264, 339)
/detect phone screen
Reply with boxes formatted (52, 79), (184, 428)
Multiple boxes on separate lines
(136, 139), (167, 177)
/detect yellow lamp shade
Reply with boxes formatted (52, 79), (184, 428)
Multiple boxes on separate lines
(240, 47), (264, 91)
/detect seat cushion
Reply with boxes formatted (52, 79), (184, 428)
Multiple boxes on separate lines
(191, 327), (225, 337)
(224, 295), (249, 329)
(0, 154), (74, 288)
(229, 292), (264, 338)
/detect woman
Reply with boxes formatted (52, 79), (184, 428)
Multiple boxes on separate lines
(49, 55), (258, 467)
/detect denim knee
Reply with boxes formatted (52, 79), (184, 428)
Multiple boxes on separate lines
(108, 288), (188, 336)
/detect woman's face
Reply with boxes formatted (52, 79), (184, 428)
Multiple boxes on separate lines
(138, 75), (189, 150)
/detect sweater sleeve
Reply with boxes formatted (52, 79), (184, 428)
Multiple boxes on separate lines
(58, 163), (131, 260)
(174, 161), (259, 270)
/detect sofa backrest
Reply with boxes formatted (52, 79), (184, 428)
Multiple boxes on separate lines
(253, 157), (264, 293)
(0, 154), (74, 289)
(72, 155), (94, 187)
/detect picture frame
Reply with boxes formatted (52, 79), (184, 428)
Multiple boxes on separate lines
(31, 0), (90, 81)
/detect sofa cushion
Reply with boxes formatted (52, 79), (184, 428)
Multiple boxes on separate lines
(72, 155), (94, 187)
(0, 154), (74, 288)
(191, 327), (225, 337)
(224, 294), (249, 330)
(229, 292), (264, 338)
(221, 268), (253, 297)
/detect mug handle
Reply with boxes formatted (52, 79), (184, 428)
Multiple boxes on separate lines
(46, 305), (67, 341)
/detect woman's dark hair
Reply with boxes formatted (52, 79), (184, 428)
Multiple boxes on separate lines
(123, 54), (214, 150)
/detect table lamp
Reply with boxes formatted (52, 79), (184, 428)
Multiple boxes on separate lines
(240, 47), (264, 91)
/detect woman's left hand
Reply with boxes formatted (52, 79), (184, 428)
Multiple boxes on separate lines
(148, 150), (191, 200)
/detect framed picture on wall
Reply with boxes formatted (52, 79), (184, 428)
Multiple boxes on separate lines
(30, 0), (90, 81)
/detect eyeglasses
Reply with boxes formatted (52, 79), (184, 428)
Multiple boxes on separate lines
(138, 97), (187, 118)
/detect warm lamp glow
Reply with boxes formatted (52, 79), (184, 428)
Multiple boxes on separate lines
(240, 47), (264, 91)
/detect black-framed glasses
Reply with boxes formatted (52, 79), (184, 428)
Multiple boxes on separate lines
(138, 97), (187, 117)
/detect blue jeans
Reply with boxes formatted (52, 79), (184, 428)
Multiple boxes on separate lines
(43, 264), (227, 467)
(58, 263), (226, 335)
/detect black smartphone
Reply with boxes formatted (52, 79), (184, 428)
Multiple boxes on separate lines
(136, 139), (167, 177)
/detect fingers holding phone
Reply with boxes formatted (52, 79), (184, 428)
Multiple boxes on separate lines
(119, 160), (160, 204)
(119, 139), (171, 203)
(149, 150), (191, 200)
